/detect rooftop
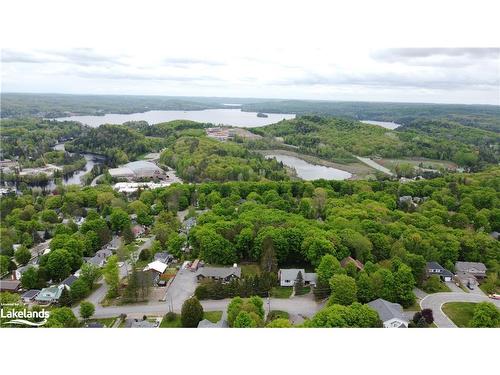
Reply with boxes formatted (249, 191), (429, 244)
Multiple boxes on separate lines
(367, 298), (407, 324)
(197, 266), (241, 279)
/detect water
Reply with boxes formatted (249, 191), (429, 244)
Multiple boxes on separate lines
(56, 108), (295, 128)
(360, 120), (401, 129)
(265, 154), (352, 180)
(31, 143), (105, 190)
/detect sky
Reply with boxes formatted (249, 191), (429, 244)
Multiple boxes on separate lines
(1, 1), (499, 105)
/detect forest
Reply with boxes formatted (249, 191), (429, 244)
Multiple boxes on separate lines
(249, 115), (499, 167)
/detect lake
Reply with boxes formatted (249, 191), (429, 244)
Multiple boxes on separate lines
(360, 120), (401, 129)
(265, 154), (352, 180)
(56, 108), (296, 128)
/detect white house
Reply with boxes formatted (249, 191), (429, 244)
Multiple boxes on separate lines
(367, 298), (408, 328)
(278, 269), (317, 287)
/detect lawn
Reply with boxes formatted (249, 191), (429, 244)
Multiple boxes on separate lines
(241, 263), (261, 277)
(203, 311), (222, 323)
(422, 281), (452, 294)
(403, 301), (421, 312)
(160, 313), (182, 328)
(442, 302), (477, 327)
(271, 286), (293, 299)
(295, 286), (311, 296)
(267, 310), (290, 322)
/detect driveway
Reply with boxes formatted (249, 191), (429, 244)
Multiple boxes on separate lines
(420, 292), (500, 328)
(164, 269), (198, 311)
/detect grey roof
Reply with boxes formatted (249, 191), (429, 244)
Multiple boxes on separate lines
(280, 269), (306, 281)
(455, 261), (487, 273)
(154, 252), (172, 263)
(367, 298), (407, 323)
(16, 264), (37, 275)
(304, 273), (318, 283)
(197, 266), (241, 279)
(95, 248), (113, 258)
(84, 256), (105, 267)
(0, 280), (21, 291)
(61, 275), (78, 287)
(21, 289), (40, 299)
(426, 262), (453, 277)
(197, 318), (228, 328)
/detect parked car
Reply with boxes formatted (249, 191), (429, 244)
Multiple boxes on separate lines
(467, 281), (474, 290)
(488, 293), (500, 300)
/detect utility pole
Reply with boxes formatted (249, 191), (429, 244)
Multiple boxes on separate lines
(267, 291), (271, 314)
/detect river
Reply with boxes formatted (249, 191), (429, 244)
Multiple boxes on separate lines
(56, 108), (296, 128)
(265, 153), (352, 180)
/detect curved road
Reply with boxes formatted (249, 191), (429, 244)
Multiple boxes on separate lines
(420, 292), (500, 328)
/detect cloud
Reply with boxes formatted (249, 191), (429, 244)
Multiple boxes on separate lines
(73, 68), (222, 83)
(1, 48), (126, 66)
(162, 56), (224, 67)
(371, 48), (500, 66)
(273, 70), (499, 90)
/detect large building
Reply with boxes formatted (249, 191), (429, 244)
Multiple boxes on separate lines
(108, 161), (166, 180)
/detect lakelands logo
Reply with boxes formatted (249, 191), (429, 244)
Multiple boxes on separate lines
(1, 304), (50, 327)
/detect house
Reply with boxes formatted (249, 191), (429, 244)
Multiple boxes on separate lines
(197, 318), (229, 328)
(340, 256), (364, 271)
(367, 298), (408, 328)
(124, 318), (158, 328)
(278, 269), (317, 287)
(0, 280), (21, 292)
(60, 275), (78, 290)
(95, 248), (113, 259)
(14, 264), (38, 281)
(21, 289), (40, 303)
(83, 255), (106, 268)
(153, 252), (173, 264)
(455, 261), (487, 278)
(35, 286), (63, 304)
(143, 260), (168, 274)
(196, 266), (241, 283)
(132, 225), (146, 238)
(425, 261), (453, 282)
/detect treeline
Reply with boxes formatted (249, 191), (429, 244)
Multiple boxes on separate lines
(240, 100), (500, 132)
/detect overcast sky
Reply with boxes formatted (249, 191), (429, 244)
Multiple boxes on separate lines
(1, 1), (499, 105)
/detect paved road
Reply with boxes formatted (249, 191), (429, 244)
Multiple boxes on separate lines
(420, 292), (500, 328)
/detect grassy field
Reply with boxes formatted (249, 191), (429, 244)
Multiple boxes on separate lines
(271, 286), (293, 299)
(160, 313), (182, 328)
(442, 302), (477, 327)
(203, 311), (222, 323)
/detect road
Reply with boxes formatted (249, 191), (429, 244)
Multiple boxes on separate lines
(420, 292), (500, 328)
(89, 267), (323, 321)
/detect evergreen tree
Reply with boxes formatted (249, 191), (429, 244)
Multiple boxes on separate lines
(59, 287), (72, 307)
